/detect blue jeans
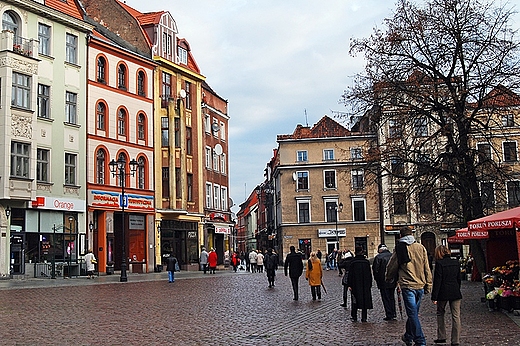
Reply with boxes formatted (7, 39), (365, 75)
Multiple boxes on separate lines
(168, 270), (175, 282)
(401, 288), (426, 345)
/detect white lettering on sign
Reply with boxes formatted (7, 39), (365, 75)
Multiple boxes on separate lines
(469, 219), (513, 230)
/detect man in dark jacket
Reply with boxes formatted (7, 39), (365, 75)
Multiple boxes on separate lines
(372, 244), (397, 321)
(284, 246), (304, 300)
(264, 248), (278, 288)
(166, 254), (177, 283)
(347, 246), (373, 322)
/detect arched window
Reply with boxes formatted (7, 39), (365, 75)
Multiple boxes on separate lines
(117, 152), (127, 187)
(96, 149), (106, 184)
(137, 71), (146, 97)
(138, 113), (145, 140)
(97, 56), (106, 83)
(2, 11), (18, 35)
(96, 102), (106, 130)
(118, 108), (126, 136)
(118, 64), (127, 90)
(138, 156), (146, 189)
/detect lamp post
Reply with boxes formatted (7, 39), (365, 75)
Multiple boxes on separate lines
(109, 156), (138, 282)
(329, 202), (343, 251)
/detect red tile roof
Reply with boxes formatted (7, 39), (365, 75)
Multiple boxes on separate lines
(45, 0), (84, 20)
(481, 85), (520, 108)
(277, 116), (351, 140)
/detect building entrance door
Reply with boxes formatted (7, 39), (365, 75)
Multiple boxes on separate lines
(10, 233), (24, 275)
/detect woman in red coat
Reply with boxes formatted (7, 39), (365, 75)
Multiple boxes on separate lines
(208, 248), (218, 274)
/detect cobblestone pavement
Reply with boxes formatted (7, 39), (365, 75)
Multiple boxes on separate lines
(0, 268), (518, 345)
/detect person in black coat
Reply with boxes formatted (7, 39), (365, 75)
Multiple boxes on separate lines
(372, 244), (397, 320)
(347, 246), (373, 322)
(284, 246), (304, 300)
(432, 245), (462, 346)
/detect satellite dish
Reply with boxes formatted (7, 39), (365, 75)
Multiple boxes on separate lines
(292, 172), (297, 181)
(214, 144), (223, 155)
(179, 89), (187, 98)
(211, 122), (220, 132)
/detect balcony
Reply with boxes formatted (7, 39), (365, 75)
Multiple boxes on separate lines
(0, 30), (38, 59)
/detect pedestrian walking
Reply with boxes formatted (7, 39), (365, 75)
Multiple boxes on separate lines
(256, 250), (264, 273)
(84, 249), (97, 279)
(325, 252), (331, 270)
(338, 250), (353, 307)
(231, 251), (240, 272)
(200, 247), (209, 274)
(249, 249), (258, 273)
(166, 254), (177, 283)
(264, 248), (278, 288)
(305, 251), (323, 301)
(284, 246), (304, 300)
(372, 244), (397, 321)
(208, 248), (218, 274)
(386, 226), (433, 346)
(432, 245), (462, 346)
(347, 246), (373, 322)
(316, 249), (322, 262)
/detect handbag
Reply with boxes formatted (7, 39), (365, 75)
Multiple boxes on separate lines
(174, 262), (180, 272)
(342, 271), (349, 285)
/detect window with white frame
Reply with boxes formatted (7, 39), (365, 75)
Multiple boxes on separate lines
(138, 156), (145, 189)
(65, 33), (77, 64)
(12, 72), (31, 109)
(213, 151), (219, 171)
(213, 185), (220, 210)
(350, 147), (363, 159)
(204, 114), (211, 133)
(65, 91), (77, 124)
(502, 114), (515, 127)
(324, 170), (336, 188)
(221, 187), (228, 211)
(11, 142), (30, 178)
(37, 148), (49, 182)
(352, 198), (366, 221)
(220, 153), (226, 174)
(297, 150), (308, 162)
(205, 147), (212, 169)
(297, 200), (310, 223)
(297, 171), (309, 190)
(352, 169), (364, 189)
(206, 182), (213, 208)
(414, 116), (428, 136)
(38, 84), (50, 118)
(507, 181), (520, 207)
(38, 23), (51, 56)
(325, 200), (338, 222)
(220, 122), (226, 140)
(503, 141), (517, 162)
(178, 46), (187, 64)
(323, 149), (334, 161)
(162, 32), (172, 55)
(65, 153), (77, 185)
(118, 109), (127, 136)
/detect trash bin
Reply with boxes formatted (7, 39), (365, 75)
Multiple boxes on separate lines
(155, 265), (163, 272)
(106, 265), (114, 275)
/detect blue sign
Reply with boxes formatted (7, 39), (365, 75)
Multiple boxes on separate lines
(119, 194), (128, 207)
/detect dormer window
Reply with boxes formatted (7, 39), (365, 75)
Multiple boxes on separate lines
(178, 47), (187, 64)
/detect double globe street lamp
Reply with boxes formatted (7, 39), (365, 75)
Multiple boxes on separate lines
(109, 156), (138, 282)
(328, 202), (343, 251)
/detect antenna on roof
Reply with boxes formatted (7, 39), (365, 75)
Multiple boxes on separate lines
(304, 109), (308, 127)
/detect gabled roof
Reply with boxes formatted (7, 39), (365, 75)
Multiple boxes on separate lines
(136, 11), (165, 26)
(277, 115), (351, 140)
(481, 85), (520, 108)
(45, 0), (84, 20)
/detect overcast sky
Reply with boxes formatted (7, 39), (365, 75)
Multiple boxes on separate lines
(121, 0), (519, 213)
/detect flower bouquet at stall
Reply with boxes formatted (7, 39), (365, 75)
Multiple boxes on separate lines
(486, 289), (498, 311)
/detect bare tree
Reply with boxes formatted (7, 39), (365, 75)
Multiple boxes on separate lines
(341, 0), (520, 275)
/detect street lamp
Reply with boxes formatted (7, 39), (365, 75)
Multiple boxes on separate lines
(329, 202), (343, 250)
(109, 156), (138, 282)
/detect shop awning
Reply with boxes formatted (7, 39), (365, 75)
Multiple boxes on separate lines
(467, 206), (520, 232)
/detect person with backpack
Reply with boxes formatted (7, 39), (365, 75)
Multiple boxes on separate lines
(264, 248), (278, 288)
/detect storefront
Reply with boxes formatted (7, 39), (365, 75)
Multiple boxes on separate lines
(11, 196), (86, 277)
(159, 219), (199, 270)
(89, 190), (154, 274)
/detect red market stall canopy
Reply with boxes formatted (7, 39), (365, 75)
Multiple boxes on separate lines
(448, 228), (488, 244)
(467, 206), (520, 232)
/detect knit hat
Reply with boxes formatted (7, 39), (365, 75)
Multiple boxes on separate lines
(378, 244), (387, 250)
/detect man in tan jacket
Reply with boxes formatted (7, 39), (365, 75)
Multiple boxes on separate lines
(386, 226), (432, 346)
